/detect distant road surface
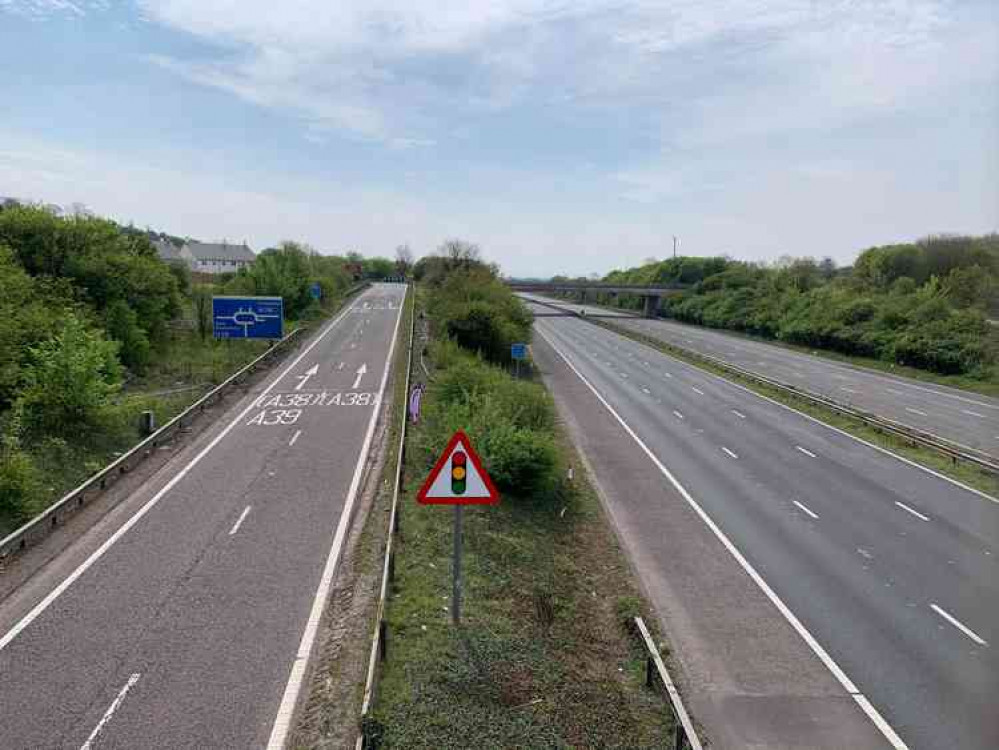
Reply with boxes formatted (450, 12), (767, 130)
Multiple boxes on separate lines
(0, 284), (406, 749)
(527, 299), (998, 750)
(520, 293), (999, 457)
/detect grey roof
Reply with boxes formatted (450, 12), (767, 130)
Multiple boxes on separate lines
(152, 239), (184, 261)
(188, 241), (255, 262)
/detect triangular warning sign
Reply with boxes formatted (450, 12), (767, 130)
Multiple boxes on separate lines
(417, 430), (500, 505)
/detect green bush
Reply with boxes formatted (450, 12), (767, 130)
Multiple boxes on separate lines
(427, 266), (531, 364)
(105, 299), (151, 372)
(20, 314), (122, 434)
(0, 446), (39, 523)
(0, 406), (41, 523)
(422, 349), (559, 501)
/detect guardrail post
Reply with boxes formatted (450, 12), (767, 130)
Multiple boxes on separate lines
(379, 620), (388, 662)
(388, 549), (395, 583)
(140, 410), (156, 436)
(674, 724), (685, 750)
(646, 656), (655, 688)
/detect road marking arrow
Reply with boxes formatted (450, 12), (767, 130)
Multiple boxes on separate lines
(352, 363), (368, 390)
(295, 364), (319, 391)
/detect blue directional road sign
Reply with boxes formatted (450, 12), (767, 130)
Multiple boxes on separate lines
(213, 296), (284, 339)
(511, 343), (528, 360)
(310, 281), (322, 300)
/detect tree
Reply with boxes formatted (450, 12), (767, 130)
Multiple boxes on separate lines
(819, 257), (836, 280)
(395, 244), (414, 277)
(0, 244), (72, 408)
(363, 257), (395, 279)
(439, 239), (481, 270)
(19, 314), (122, 433)
(0, 206), (182, 344)
(191, 285), (214, 342)
(104, 300), (150, 372)
(229, 242), (313, 319)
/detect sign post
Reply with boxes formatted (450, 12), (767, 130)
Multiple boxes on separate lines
(452, 505), (463, 624)
(511, 342), (527, 378)
(417, 430), (499, 625)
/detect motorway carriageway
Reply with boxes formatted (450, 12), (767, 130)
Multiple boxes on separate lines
(0, 284), (406, 750)
(521, 293), (999, 457)
(527, 301), (998, 750)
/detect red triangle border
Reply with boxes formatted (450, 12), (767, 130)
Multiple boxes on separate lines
(416, 429), (500, 505)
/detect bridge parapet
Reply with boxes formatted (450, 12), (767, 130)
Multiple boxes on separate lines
(508, 280), (686, 317)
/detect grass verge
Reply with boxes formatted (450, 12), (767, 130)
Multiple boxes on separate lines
(369, 299), (676, 749)
(590, 317), (999, 498)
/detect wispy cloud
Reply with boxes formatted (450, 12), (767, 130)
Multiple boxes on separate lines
(0, 0), (109, 18)
(132, 0), (970, 150)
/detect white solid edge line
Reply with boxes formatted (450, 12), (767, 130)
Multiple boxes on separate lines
(894, 501), (929, 522)
(586, 312), (999, 505)
(228, 505), (252, 536)
(796, 446), (817, 458)
(793, 500), (819, 520)
(534, 326), (909, 750)
(0, 294), (364, 655)
(266, 286), (405, 750)
(929, 603), (988, 646)
(79, 672), (141, 750)
(721, 446), (739, 459)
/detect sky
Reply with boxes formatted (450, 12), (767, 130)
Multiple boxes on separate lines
(1, 0), (996, 277)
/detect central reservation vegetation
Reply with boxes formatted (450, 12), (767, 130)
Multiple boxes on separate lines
(372, 252), (673, 747)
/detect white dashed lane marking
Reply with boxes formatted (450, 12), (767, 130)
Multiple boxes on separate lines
(793, 500), (819, 520)
(930, 604), (988, 646)
(895, 501), (929, 522)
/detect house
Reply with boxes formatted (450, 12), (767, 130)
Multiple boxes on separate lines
(152, 239), (256, 274)
(186, 241), (256, 274)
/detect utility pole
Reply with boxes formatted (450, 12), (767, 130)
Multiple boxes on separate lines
(673, 235), (678, 259)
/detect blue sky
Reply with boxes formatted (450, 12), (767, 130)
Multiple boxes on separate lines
(1, 0), (996, 277)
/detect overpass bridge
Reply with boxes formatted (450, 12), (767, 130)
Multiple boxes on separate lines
(506, 280), (688, 317)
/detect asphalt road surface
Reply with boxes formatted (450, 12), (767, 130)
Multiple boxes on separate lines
(527, 300), (998, 750)
(521, 293), (999, 457)
(0, 284), (406, 750)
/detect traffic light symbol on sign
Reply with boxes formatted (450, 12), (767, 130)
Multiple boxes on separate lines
(451, 451), (467, 494)
(416, 430), (498, 505)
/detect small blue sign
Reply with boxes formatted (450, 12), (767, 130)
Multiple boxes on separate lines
(511, 343), (528, 360)
(213, 296), (284, 339)
(310, 281), (322, 300)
